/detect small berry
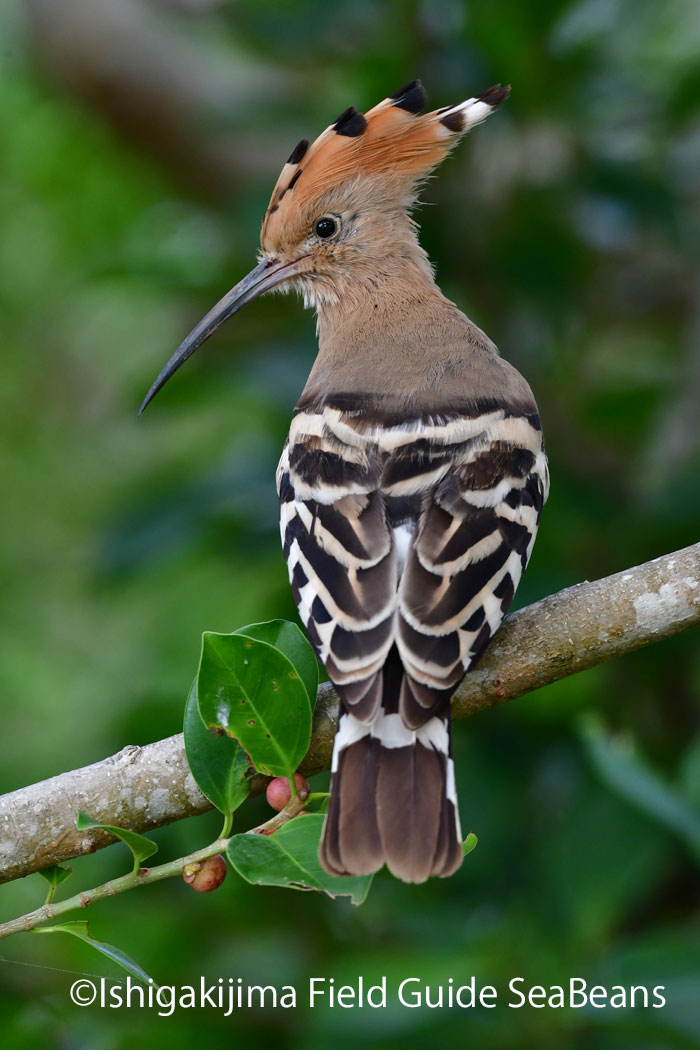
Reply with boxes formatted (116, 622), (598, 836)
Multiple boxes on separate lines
(182, 853), (227, 893)
(265, 773), (310, 811)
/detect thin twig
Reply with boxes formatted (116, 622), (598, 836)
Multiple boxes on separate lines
(0, 796), (308, 941)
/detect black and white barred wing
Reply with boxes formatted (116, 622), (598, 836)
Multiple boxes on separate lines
(393, 409), (549, 729)
(277, 408), (397, 723)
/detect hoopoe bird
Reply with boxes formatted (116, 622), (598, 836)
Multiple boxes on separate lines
(141, 80), (548, 883)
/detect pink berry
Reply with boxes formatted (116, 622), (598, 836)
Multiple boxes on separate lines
(265, 773), (310, 811)
(182, 853), (227, 893)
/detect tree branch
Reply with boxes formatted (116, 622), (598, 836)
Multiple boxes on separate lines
(2, 542), (698, 885)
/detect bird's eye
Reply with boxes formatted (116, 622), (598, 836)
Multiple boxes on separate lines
(315, 217), (338, 239)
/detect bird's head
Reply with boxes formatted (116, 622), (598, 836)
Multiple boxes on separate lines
(139, 80), (509, 414)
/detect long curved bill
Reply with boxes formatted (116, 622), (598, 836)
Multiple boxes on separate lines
(138, 256), (308, 415)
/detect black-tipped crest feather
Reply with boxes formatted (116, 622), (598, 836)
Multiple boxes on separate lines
(390, 79), (428, 113)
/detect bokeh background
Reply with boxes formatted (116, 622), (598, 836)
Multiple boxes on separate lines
(2, 0), (700, 1047)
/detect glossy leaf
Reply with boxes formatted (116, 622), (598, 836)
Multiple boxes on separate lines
(183, 681), (251, 816)
(197, 631), (311, 778)
(227, 813), (372, 905)
(234, 620), (318, 707)
(75, 811), (158, 871)
(33, 922), (155, 985)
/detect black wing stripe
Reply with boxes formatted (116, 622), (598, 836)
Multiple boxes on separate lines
(399, 675), (455, 727)
(398, 617), (461, 669)
(428, 507), (497, 565)
(466, 442), (536, 488)
(331, 614), (394, 662)
(289, 445), (372, 490)
(339, 674), (383, 722)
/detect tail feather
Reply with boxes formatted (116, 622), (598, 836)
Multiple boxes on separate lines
(432, 754), (462, 877)
(320, 734), (383, 877)
(375, 736), (447, 883)
(319, 706), (463, 883)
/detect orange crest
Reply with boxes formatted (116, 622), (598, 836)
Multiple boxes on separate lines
(260, 80), (510, 251)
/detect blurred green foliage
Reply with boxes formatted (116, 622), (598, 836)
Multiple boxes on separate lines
(1, 0), (699, 1047)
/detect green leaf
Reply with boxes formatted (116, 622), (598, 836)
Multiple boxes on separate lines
(183, 681), (251, 817)
(75, 811), (158, 872)
(38, 864), (72, 889)
(463, 832), (478, 856)
(197, 631), (312, 778)
(581, 715), (700, 864)
(33, 922), (155, 986)
(38, 863), (73, 903)
(227, 813), (372, 905)
(234, 620), (318, 707)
